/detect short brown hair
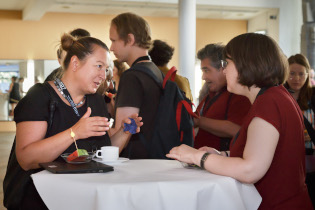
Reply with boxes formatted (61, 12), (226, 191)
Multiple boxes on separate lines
(111, 13), (152, 49)
(286, 54), (312, 110)
(223, 33), (288, 88)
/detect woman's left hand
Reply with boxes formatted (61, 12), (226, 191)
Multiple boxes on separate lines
(166, 144), (204, 165)
(121, 113), (143, 134)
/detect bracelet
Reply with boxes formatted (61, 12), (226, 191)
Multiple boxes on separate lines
(200, 152), (210, 169)
(223, 151), (229, 157)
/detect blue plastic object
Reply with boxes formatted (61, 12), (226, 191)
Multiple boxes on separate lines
(123, 118), (137, 134)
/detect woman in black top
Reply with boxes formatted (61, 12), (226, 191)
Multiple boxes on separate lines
(3, 34), (142, 210)
(284, 54), (315, 149)
(8, 76), (21, 116)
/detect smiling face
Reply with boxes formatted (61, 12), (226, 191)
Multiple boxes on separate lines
(76, 45), (110, 94)
(109, 24), (130, 62)
(200, 58), (226, 93)
(287, 63), (308, 92)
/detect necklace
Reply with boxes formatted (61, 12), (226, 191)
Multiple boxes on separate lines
(54, 79), (86, 107)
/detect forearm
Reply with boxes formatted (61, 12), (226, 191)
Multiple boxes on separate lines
(192, 151), (259, 184)
(16, 128), (74, 170)
(110, 127), (131, 153)
(198, 117), (240, 137)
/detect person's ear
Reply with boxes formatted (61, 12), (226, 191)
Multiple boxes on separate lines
(70, 55), (79, 71)
(127, 33), (135, 46)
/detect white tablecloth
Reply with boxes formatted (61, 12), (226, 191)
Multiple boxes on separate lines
(32, 159), (261, 210)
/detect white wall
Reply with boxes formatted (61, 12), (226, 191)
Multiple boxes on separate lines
(197, 0), (303, 57)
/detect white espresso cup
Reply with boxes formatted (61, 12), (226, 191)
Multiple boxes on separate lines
(96, 146), (119, 161)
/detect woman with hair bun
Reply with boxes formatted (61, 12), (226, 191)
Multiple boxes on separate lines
(3, 33), (142, 209)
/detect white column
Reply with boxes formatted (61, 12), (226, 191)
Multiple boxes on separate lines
(178, 0), (196, 101)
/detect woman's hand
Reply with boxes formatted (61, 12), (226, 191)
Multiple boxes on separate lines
(166, 144), (204, 165)
(121, 113), (143, 134)
(71, 107), (110, 139)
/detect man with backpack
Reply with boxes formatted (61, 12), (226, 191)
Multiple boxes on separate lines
(109, 13), (195, 159)
(149, 39), (193, 101)
(194, 44), (251, 152)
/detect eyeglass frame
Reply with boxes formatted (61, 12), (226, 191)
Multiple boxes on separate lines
(221, 60), (228, 69)
(288, 71), (308, 79)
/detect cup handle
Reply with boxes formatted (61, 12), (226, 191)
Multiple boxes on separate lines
(96, 150), (102, 158)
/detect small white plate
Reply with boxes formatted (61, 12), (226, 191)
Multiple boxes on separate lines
(93, 157), (129, 165)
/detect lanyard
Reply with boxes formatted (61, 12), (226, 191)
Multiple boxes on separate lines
(131, 55), (151, 67)
(200, 91), (224, 116)
(54, 78), (83, 117)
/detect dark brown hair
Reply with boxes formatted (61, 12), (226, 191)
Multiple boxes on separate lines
(111, 12), (152, 49)
(223, 33), (288, 88)
(57, 28), (91, 59)
(197, 43), (224, 70)
(286, 54), (312, 110)
(149, 40), (174, 66)
(61, 33), (109, 70)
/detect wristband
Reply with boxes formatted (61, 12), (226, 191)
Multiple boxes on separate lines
(200, 152), (210, 169)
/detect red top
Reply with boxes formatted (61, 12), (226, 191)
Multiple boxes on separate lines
(194, 88), (251, 150)
(230, 85), (312, 209)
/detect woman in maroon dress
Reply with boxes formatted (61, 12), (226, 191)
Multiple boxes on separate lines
(167, 33), (313, 209)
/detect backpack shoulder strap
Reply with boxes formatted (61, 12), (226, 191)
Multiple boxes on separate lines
(43, 82), (58, 131)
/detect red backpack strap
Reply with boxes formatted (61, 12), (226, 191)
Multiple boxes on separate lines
(176, 100), (199, 130)
(162, 66), (177, 89)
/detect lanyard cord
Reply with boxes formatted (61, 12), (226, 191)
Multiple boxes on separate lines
(54, 78), (85, 117)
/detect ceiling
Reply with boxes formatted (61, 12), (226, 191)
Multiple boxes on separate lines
(0, 0), (270, 21)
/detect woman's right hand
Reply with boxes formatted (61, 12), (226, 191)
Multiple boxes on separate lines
(71, 107), (110, 140)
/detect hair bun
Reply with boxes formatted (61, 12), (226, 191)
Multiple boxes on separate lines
(61, 33), (75, 52)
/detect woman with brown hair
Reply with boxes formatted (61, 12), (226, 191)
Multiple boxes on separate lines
(3, 33), (142, 209)
(167, 33), (313, 209)
(285, 54), (315, 149)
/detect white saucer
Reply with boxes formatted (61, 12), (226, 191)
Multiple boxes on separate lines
(93, 157), (129, 165)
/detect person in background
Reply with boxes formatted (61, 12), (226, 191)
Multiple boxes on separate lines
(96, 59), (128, 119)
(193, 43), (251, 151)
(105, 60), (128, 118)
(44, 28), (91, 82)
(149, 39), (193, 101)
(309, 69), (315, 86)
(7, 76), (21, 116)
(167, 33), (313, 209)
(18, 77), (26, 98)
(3, 33), (142, 209)
(109, 12), (162, 159)
(284, 54), (315, 150)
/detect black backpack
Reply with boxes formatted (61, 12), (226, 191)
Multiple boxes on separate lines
(130, 65), (198, 159)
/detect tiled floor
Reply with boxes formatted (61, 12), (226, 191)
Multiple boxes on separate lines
(0, 132), (15, 210)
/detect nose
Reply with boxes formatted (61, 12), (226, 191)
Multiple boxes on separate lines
(100, 69), (106, 80)
(223, 68), (226, 75)
(110, 44), (114, 52)
(202, 72), (206, 80)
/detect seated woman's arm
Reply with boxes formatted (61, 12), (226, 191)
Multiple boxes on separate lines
(167, 117), (279, 184)
(16, 107), (109, 171)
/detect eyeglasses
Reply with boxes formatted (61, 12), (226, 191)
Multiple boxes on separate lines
(221, 60), (228, 69)
(289, 71), (308, 79)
